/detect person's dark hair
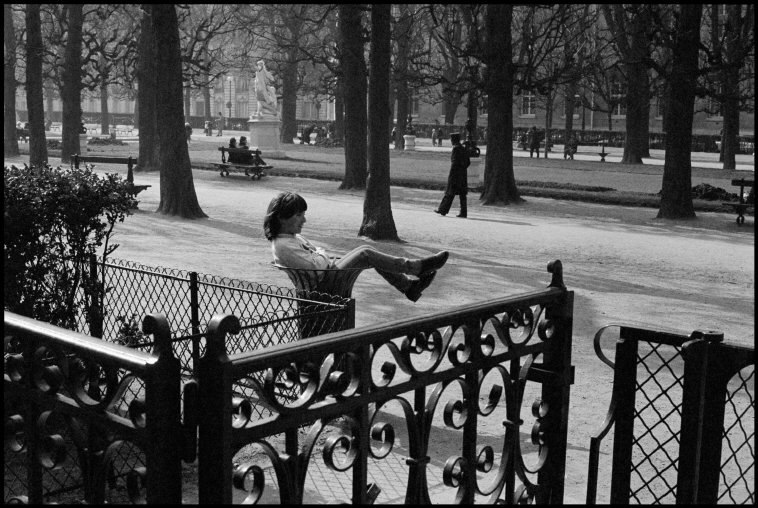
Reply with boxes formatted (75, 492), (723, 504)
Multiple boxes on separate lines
(239, 136), (248, 146)
(229, 137), (237, 148)
(263, 192), (308, 241)
(450, 132), (461, 144)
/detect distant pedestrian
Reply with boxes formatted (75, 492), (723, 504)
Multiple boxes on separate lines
(431, 128), (437, 147)
(185, 122), (192, 142)
(391, 127), (397, 146)
(528, 126), (541, 158)
(434, 132), (470, 218)
(216, 112), (224, 136)
(437, 128), (444, 147)
(564, 135), (578, 160)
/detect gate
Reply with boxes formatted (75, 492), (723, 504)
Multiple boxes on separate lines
(587, 325), (754, 504)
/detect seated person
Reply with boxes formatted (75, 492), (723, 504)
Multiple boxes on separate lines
(564, 136), (578, 160)
(238, 136), (254, 164)
(227, 137), (241, 163)
(264, 192), (448, 302)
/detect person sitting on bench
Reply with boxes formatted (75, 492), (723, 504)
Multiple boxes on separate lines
(227, 137), (241, 163)
(264, 191), (449, 302)
(238, 136), (254, 164)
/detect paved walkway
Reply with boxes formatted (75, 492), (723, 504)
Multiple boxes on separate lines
(4, 144), (753, 504)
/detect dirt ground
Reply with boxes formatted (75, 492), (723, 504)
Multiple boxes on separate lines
(4, 148), (754, 503)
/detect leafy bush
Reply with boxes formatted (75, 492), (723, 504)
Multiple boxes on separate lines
(4, 163), (136, 331)
(88, 137), (127, 146)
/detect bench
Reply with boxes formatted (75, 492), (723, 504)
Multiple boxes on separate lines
(70, 154), (151, 204)
(214, 146), (272, 180)
(722, 178), (754, 225)
(16, 127), (29, 142)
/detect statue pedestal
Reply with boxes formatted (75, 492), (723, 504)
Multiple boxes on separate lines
(467, 156), (484, 190)
(248, 118), (286, 159)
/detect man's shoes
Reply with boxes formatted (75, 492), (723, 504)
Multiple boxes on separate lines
(456, 214), (467, 218)
(405, 271), (437, 302)
(434, 209), (446, 216)
(418, 251), (449, 275)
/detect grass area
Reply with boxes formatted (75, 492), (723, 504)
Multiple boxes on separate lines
(21, 142), (749, 214)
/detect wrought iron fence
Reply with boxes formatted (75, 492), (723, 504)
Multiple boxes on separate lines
(4, 311), (182, 504)
(75, 256), (353, 373)
(194, 260), (573, 504)
(586, 325), (754, 505)
(6, 257), (353, 503)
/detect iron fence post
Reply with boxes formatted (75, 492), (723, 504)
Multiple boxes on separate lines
(533, 261), (574, 503)
(197, 314), (239, 504)
(351, 342), (371, 504)
(142, 314), (183, 503)
(681, 331), (751, 505)
(189, 271), (200, 371)
(609, 330), (639, 505)
(89, 253), (103, 338)
(677, 336), (709, 503)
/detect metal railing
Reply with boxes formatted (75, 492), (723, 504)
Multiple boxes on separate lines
(586, 325), (754, 505)
(5, 258), (354, 503)
(4, 311), (183, 504)
(193, 260), (574, 504)
(76, 256), (354, 375)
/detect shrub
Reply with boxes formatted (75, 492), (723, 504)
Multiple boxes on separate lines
(4, 163), (136, 331)
(87, 137), (127, 146)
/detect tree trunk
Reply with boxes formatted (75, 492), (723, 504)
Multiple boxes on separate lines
(621, 9), (651, 163)
(564, 82), (577, 142)
(4, 4), (19, 157)
(280, 59), (298, 143)
(720, 4), (742, 170)
(339, 4), (367, 190)
(334, 76), (344, 142)
(544, 93), (553, 159)
(395, 80), (409, 150)
(657, 4), (701, 220)
(137, 6), (158, 172)
(203, 85), (212, 124)
(25, 4), (48, 167)
(60, 4), (82, 164)
(184, 84), (191, 119)
(481, 5), (521, 206)
(393, 4), (411, 151)
(360, 4), (397, 241)
(152, 4), (206, 219)
(100, 82), (110, 135)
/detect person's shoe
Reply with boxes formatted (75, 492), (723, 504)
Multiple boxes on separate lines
(456, 214), (467, 218)
(434, 209), (446, 216)
(418, 251), (449, 275)
(405, 271), (437, 302)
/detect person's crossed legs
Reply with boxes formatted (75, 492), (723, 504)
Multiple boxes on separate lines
(335, 245), (448, 301)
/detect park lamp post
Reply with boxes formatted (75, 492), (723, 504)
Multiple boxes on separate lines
(226, 76), (233, 128)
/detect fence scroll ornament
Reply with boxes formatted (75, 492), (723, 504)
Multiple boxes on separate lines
(196, 260), (574, 504)
(4, 312), (182, 504)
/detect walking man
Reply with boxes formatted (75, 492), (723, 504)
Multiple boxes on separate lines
(528, 126), (541, 158)
(434, 132), (470, 218)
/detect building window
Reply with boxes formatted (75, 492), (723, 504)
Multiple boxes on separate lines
(410, 96), (419, 116)
(521, 93), (535, 116)
(195, 101), (205, 117)
(237, 99), (248, 118)
(611, 81), (626, 117)
(656, 94), (665, 119)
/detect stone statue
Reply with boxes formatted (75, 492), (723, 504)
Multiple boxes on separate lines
(254, 59), (278, 118)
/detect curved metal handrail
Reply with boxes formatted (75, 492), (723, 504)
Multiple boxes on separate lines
(272, 263), (365, 298)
